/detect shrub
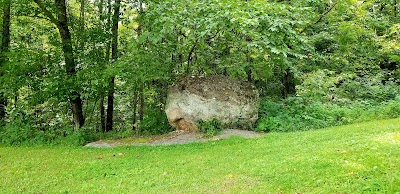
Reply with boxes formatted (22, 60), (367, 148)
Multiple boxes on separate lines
(297, 69), (400, 103)
(197, 119), (224, 137)
(138, 108), (172, 135)
(54, 126), (99, 146)
(0, 119), (33, 145)
(256, 97), (400, 132)
(0, 117), (97, 146)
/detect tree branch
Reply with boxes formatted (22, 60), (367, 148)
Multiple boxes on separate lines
(32, 0), (59, 25)
(313, 3), (338, 25)
(29, 13), (52, 23)
(300, 3), (337, 34)
(186, 38), (199, 75)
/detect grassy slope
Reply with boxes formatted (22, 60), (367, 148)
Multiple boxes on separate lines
(1, 119), (400, 193)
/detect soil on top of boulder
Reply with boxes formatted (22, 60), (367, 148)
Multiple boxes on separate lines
(171, 75), (258, 103)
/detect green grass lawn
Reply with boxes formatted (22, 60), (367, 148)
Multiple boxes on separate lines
(1, 119), (400, 193)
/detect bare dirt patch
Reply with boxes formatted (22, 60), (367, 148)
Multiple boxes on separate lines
(85, 129), (264, 148)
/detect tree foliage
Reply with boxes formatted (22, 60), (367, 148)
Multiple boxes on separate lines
(0, 0), (399, 144)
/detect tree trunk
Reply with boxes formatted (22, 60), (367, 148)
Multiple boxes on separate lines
(96, 0), (106, 131)
(98, 0), (104, 20)
(79, 0), (85, 50)
(0, 0), (11, 60)
(32, 0), (85, 129)
(105, 77), (115, 132)
(55, 0), (85, 129)
(139, 82), (144, 122)
(111, 0), (120, 61)
(153, 80), (167, 113)
(282, 68), (296, 98)
(133, 5), (144, 130)
(70, 95), (85, 129)
(105, 0), (121, 132)
(105, 0), (112, 62)
(246, 68), (253, 82)
(100, 96), (106, 131)
(0, 0), (11, 124)
(132, 88), (138, 130)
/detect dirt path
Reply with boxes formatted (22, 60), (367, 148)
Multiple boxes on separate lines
(85, 129), (264, 148)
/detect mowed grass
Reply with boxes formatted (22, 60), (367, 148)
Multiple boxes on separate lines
(1, 119), (400, 193)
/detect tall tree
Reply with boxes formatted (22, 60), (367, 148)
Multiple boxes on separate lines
(33, 0), (85, 129)
(105, 0), (121, 132)
(135, 0), (145, 129)
(79, 0), (85, 50)
(0, 0), (11, 125)
(105, 0), (112, 62)
(98, 0), (107, 132)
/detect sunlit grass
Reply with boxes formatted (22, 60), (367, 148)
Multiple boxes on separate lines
(374, 132), (400, 145)
(1, 119), (400, 193)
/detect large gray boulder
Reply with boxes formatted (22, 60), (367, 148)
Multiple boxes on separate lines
(165, 75), (259, 131)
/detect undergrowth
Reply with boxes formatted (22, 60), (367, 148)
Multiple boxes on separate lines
(0, 107), (172, 146)
(197, 119), (224, 137)
(256, 97), (400, 132)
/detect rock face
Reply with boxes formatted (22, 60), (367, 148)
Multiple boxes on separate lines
(165, 75), (259, 131)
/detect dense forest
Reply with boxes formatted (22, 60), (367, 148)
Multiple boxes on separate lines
(0, 0), (399, 145)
